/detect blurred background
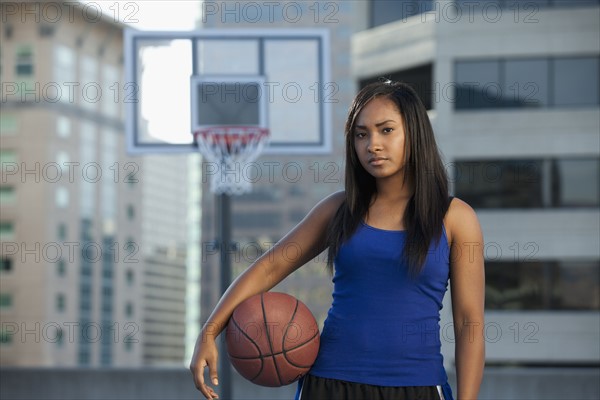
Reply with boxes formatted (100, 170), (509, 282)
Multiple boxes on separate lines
(0, 1), (598, 399)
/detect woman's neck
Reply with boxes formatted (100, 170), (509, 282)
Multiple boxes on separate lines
(374, 174), (413, 203)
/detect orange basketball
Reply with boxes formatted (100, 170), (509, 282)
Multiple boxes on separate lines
(225, 292), (320, 387)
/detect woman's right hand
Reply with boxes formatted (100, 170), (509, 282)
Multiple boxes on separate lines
(189, 332), (220, 399)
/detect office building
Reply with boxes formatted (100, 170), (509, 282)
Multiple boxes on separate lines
(0, 1), (195, 367)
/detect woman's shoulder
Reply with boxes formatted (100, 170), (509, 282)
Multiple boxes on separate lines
(444, 197), (482, 244)
(315, 190), (346, 213)
(301, 190), (346, 226)
(292, 191), (346, 231)
(447, 196), (476, 216)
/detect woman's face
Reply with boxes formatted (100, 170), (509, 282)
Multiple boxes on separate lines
(353, 96), (407, 181)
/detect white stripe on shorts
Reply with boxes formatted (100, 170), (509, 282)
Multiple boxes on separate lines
(436, 385), (445, 400)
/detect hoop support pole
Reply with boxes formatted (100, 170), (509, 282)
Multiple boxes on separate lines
(217, 192), (233, 399)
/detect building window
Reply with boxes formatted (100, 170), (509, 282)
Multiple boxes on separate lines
(126, 204), (135, 220)
(102, 286), (112, 297)
(554, 159), (600, 207)
(486, 260), (600, 310)
(56, 328), (64, 347)
(82, 265), (93, 279)
(54, 45), (75, 104)
(0, 329), (13, 345)
(55, 187), (69, 208)
(503, 58), (549, 107)
(56, 293), (65, 312)
(369, 0), (434, 28)
(0, 293), (12, 308)
(0, 114), (17, 135)
(1, 150), (17, 169)
(80, 124), (97, 219)
(0, 222), (14, 240)
(124, 237), (136, 261)
(455, 60), (500, 109)
(16, 45), (34, 76)
(359, 64), (434, 110)
(0, 186), (16, 204)
(125, 340), (133, 351)
(102, 302), (112, 315)
(126, 269), (134, 286)
(453, 158), (600, 208)
(102, 268), (112, 279)
(1, 257), (12, 273)
(455, 56), (600, 109)
(81, 284), (92, 297)
(78, 351), (90, 365)
(80, 56), (98, 111)
(57, 223), (67, 240)
(57, 259), (66, 277)
(80, 299), (91, 313)
(56, 116), (71, 138)
(126, 172), (137, 188)
(102, 64), (120, 118)
(101, 342), (112, 366)
(456, 0), (551, 9)
(553, 57), (600, 107)
(456, 0), (600, 9)
(125, 302), (134, 318)
(39, 24), (55, 37)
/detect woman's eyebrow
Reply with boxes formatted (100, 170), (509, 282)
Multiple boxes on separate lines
(355, 120), (396, 129)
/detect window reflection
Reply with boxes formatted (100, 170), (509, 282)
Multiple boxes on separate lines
(360, 64), (434, 110)
(455, 56), (600, 109)
(553, 57), (600, 106)
(456, 1), (599, 9)
(553, 159), (600, 207)
(454, 160), (543, 208)
(454, 158), (599, 208)
(503, 59), (549, 107)
(455, 61), (501, 109)
(486, 260), (600, 310)
(370, 0), (434, 28)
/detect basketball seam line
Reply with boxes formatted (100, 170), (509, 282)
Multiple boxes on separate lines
(281, 299), (319, 368)
(230, 315), (264, 382)
(261, 293), (284, 387)
(282, 299), (302, 370)
(282, 329), (319, 369)
(228, 329), (319, 361)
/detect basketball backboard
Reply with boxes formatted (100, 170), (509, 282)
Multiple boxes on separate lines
(124, 29), (331, 155)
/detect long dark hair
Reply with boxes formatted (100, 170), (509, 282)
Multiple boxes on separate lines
(326, 80), (450, 276)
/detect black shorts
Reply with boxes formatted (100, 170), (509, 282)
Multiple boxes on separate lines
(298, 374), (445, 400)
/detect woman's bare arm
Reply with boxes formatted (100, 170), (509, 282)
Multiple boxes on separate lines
(446, 198), (486, 400)
(189, 191), (345, 399)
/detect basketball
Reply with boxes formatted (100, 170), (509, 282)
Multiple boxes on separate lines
(225, 292), (320, 387)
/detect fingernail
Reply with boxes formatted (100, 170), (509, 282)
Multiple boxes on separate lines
(213, 378), (219, 385)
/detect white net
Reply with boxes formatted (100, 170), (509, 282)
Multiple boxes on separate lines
(194, 126), (269, 195)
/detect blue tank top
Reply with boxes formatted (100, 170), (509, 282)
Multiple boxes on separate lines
(309, 221), (451, 386)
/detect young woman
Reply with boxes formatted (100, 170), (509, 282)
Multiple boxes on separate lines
(190, 80), (485, 400)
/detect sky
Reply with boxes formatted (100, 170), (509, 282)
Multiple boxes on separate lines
(80, 0), (200, 30)
(80, 1), (201, 144)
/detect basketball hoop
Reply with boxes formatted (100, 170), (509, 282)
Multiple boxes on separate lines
(194, 126), (269, 195)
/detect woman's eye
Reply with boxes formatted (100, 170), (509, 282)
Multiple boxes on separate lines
(355, 131), (366, 138)
(382, 127), (393, 133)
